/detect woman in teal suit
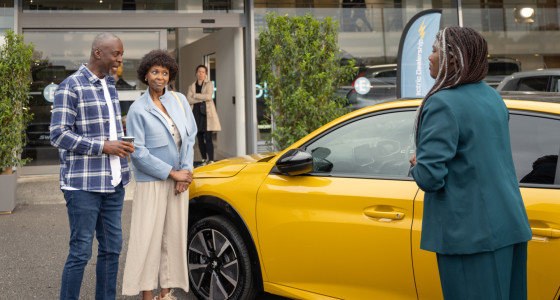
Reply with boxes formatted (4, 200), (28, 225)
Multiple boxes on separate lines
(410, 27), (532, 300)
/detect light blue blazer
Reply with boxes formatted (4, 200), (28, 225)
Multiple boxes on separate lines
(411, 81), (532, 255)
(126, 88), (197, 182)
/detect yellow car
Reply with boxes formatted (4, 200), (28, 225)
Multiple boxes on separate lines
(187, 95), (560, 300)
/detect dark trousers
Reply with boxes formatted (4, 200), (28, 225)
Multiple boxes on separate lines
(197, 131), (214, 161)
(436, 242), (528, 300)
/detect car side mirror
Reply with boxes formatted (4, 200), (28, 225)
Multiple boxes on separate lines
(276, 148), (313, 176)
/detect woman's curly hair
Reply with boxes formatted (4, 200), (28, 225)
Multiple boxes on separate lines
(137, 49), (179, 85)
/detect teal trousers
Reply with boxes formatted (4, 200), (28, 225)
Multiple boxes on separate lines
(436, 242), (528, 300)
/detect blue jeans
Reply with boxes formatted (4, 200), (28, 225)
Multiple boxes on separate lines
(60, 183), (125, 300)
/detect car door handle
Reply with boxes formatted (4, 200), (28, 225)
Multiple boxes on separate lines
(531, 227), (560, 238)
(363, 208), (405, 220)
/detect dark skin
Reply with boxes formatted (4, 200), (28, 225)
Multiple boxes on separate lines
(144, 65), (193, 199)
(139, 65), (191, 300)
(87, 35), (135, 158)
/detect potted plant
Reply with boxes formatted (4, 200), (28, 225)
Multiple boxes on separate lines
(0, 30), (34, 213)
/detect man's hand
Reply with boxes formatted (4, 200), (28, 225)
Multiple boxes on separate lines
(169, 169), (193, 184)
(409, 152), (417, 167)
(102, 140), (135, 158)
(175, 181), (191, 195)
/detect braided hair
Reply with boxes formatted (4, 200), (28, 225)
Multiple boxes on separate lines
(414, 27), (489, 143)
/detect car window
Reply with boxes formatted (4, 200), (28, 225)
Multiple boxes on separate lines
(510, 113), (560, 185)
(304, 110), (416, 178)
(553, 77), (560, 92)
(516, 76), (550, 91)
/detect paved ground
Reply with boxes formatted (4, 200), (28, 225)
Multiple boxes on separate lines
(0, 201), (287, 299)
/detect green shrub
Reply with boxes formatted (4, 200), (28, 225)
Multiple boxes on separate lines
(258, 13), (356, 150)
(0, 30), (34, 173)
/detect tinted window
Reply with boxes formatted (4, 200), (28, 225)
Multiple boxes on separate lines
(304, 110), (415, 178)
(517, 76), (550, 91)
(487, 62), (520, 76)
(553, 77), (560, 92)
(510, 113), (560, 185)
(501, 79), (519, 91)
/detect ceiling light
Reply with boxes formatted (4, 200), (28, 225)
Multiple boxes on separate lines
(514, 7), (535, 24)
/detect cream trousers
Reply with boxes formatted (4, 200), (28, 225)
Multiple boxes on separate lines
(122, 179), (189, 295)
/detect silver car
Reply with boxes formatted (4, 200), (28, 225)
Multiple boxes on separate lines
(497, 69), (560, 92)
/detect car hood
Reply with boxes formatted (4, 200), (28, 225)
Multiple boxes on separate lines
(193, 152), (278, 178)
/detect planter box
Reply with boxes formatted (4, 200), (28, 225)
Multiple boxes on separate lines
(0, 171), (17, 213)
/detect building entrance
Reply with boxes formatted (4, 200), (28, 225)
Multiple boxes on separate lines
(21, 27), (246, 175)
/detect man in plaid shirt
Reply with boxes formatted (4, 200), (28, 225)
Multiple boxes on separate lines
(50, 32), (135, 300)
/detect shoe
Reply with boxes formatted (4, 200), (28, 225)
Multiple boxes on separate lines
(200, 159), (207, 166)
(159, 289), (177, 300)
(208, 160), (215, 164)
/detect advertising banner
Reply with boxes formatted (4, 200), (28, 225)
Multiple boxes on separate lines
(396, 9), (442, 98)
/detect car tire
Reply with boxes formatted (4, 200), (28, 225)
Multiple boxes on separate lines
(188, 215), (258, 300)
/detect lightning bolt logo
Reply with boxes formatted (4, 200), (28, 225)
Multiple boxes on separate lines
(418, 19), (426, 39)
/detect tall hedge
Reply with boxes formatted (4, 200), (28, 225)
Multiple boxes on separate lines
(0, 30), (34, 173)
(258, 13), (356, 150)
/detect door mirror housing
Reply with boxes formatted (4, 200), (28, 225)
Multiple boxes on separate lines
(276, 148), (313, 176)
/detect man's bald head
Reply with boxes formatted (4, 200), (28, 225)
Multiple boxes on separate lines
(87, 32), (124, 78)
(91, 32), (120, 57)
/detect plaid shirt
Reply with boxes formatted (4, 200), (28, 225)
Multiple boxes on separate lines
(50, 64), (131, 193)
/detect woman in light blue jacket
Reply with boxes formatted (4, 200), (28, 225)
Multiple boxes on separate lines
(122, 50), (197, 300)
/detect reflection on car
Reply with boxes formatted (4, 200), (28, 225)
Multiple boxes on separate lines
(186, 94), (560, 300)
(497, 68), (560, 92)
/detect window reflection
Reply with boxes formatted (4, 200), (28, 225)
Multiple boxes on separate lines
(304, 110), (415, 178)
(509, 114), (560, 185)
(23, 0), (244, 13)
(22, 30), (160, 166)
(520, 155), (558, 184)
(0, 0), (14, 33)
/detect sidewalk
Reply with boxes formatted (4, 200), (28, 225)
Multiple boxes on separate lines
(0, 201), (284, 299)
(0, 201), (196, 299)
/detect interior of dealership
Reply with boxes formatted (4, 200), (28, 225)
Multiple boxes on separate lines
(1, 0), (559, 175)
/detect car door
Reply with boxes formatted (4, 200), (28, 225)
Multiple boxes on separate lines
(510, 111), (560, 299)
(256, 109), (419, 299)
(411, 109), (560, 300)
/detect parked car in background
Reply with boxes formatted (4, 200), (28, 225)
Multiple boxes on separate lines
(344, 64), (397, 110)
(340, 57), (521, 111)
(484, 57), (522, 88)
(186, 94), (560, 300)
(497, 68), (560, 92)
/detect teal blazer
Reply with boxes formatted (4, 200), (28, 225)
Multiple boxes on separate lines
(411, 81), (532, 255)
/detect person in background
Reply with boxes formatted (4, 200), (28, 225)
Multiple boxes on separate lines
(409, 27), (532, 300)
(112, 62), (135, 90)
(122, 49), (197, 300)
(50, 32), (134, 300)
(187, 65), (221, 165)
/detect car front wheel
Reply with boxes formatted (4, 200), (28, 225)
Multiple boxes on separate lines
(187, 215), (257, 300)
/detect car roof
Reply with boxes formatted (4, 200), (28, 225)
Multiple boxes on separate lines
(498, 91), (560, 104)
(507, 68), (560, 78)
(363, 64), (397, 70)
(281, 95), (560, 162)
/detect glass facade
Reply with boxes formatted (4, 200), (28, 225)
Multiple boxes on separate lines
(23, 0), (244, 13)
(22, 30), (161, 166)
(0, 0), (14, 33)
(8, 0), (560, 168)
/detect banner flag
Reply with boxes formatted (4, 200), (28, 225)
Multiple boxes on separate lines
(396, 9), (442, 98)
